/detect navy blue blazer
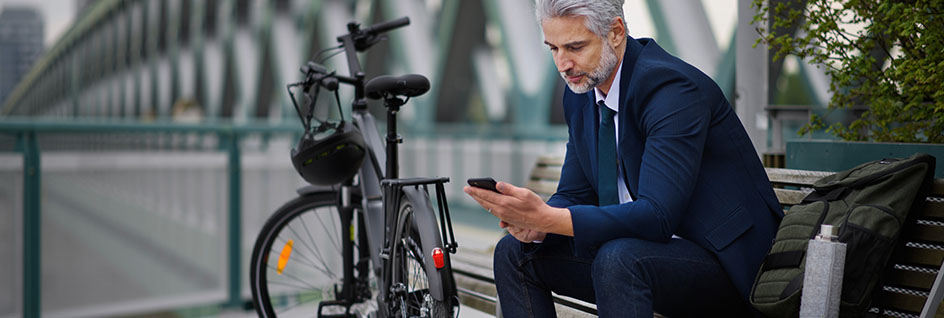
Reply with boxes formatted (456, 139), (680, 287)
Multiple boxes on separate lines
(545, 37), (783, 300)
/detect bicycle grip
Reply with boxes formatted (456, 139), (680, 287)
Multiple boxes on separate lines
(364, 17), (410, 35)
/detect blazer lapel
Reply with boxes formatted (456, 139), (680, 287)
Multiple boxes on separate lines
(618, 36), (644, 150)
(618, 37), (646, 195)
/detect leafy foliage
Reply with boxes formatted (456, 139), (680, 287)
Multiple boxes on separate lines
(752, 0), (944, 143)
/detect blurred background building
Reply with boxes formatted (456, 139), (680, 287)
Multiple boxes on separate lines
(0, 6), (44, 107)
(0, 0), (829, 317)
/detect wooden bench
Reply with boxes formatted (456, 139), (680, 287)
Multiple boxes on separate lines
(453, 155), (944, 318)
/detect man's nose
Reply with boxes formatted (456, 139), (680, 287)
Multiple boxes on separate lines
(555, 55), (573, 73)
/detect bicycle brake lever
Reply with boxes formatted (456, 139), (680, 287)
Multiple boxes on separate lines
(301, 61), (327, 75)
(353, 34), (386, 52)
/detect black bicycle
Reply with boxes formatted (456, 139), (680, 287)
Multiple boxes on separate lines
(249, 17), (460, 318)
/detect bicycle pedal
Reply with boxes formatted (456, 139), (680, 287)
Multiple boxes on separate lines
(318, 314), (356, 318)
(317, 300), (356, 318)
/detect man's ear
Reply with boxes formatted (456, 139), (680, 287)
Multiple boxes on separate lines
(609, 17), (626, 46)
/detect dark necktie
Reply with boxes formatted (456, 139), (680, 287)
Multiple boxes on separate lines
(598, 100), (619, 206)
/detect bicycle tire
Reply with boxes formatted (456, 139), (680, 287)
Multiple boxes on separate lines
(389, 195), (452, 318)
(250, 192), (376, 318)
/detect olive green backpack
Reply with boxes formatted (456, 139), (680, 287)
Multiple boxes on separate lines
(750, 153), (936, 317)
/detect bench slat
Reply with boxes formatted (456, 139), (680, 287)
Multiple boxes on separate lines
(453, 252), (501, 316)
(535, 156), (564, 166)
(904, 224), (944, 244)
(454, 275), (498, 315)
(526, 180), (558, 197)
(898, 246), (944, 268)
(932, 179), (944, 196)
(530, 166), (562, 181)
(885, 268), (938, 291)
(922, 200), (944, 219)
(775, 188), (811, 206)
(765, 168), (832, 186)
(453, 260), (496, 284)
(873, 290), (927, 315)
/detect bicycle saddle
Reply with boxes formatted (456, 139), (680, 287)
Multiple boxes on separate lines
(365, 74), (429, 99)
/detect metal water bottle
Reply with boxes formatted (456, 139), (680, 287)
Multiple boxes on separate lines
(801, 224), (847, 318)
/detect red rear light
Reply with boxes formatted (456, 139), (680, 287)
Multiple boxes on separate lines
(432, 247), (444, 269)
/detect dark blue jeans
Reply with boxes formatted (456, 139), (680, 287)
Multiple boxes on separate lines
(493, 234), (752, 317)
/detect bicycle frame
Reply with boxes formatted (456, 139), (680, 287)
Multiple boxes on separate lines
(295, 18), (459, 314)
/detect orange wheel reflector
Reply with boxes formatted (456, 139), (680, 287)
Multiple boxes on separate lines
(432, 247), (445, 269)
(277, 239), (294, 275)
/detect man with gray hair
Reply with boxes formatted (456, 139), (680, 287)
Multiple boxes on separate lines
(464, 0), (782, 316)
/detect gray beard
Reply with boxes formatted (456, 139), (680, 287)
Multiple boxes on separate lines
(561, 44), (619, 94)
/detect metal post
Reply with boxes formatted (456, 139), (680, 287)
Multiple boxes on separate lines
(920, 260), (944, 318)
(736, 0), (770, 155)
(22, 131), (40, 318)
(644, 0), (678, 54)
(225, 132), (242, 307)
(648, 0), (723, 76)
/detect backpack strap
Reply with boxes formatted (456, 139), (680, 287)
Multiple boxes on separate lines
(761, 250), (806, 271)
(802, 187), (848, 203)
(780, 273), (805, 300)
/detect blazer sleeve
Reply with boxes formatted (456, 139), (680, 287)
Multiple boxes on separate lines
(546, 133), (597, 209)
(568, 67), (711, 257)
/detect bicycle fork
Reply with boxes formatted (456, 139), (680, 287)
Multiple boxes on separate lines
(318, 184), (371, 318)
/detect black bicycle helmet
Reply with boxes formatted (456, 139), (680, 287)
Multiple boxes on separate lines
(291, 121), (367, 186)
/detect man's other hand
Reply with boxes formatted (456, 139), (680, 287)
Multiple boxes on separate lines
(501, 220), (547, 242)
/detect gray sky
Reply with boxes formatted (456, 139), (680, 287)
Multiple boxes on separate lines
(0, 0), (76, 47)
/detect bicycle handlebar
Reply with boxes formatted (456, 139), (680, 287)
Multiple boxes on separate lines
(362, 17), (410, 36)
(292, 16), (411, 118)
(300, 17), (410, 86)
(337, 17), (411, 55)
(334, 17), (411, 107)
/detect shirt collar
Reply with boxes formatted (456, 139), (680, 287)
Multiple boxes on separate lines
(594, 58), (623, 113)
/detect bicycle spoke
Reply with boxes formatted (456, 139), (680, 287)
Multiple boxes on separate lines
(300, 211), (341, 266)
(265, 277), (326, 292)
(278, 228), (336, 279)
(390, 204), (441, 317)
(266, 263), (327, 291)
(273, 236), (326, 271)
(300, 213), (324, 254)
(314, 210), (342, 254)
(269, 240), (321, 270)
(286, 222), (338, 279)
(267, 244), (332, 280)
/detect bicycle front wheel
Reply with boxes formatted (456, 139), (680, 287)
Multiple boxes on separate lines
(250, 192), (374, 318)
(389, 195), (452, 318)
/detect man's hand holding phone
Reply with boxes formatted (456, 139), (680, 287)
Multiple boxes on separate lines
(464, 177), (566, 242)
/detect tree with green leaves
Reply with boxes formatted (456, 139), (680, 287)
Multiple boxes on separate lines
(753, 0), (943, 143)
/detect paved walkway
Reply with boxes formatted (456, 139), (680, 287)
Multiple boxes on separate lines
(204, 305), (494, 318)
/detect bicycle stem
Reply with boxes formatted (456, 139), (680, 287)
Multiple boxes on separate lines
(337, 26), (406, 181)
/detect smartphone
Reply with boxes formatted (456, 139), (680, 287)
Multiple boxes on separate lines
(467, 177), (499, 193)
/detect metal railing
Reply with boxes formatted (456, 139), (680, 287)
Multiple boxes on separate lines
(0, 118), (567, 318)
(0, 118), (305, 318)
